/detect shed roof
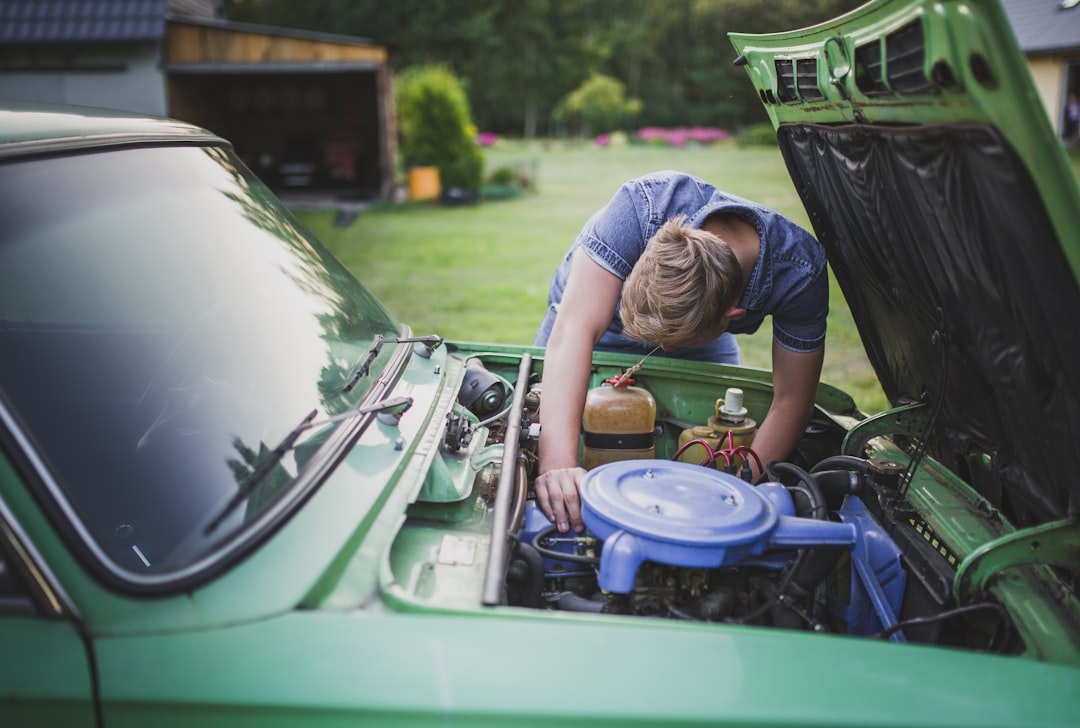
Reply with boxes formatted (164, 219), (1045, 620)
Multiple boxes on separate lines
(1000, 0), (1080, 55)
(0, 1), (378, 50)
(0, 0), (167, 44)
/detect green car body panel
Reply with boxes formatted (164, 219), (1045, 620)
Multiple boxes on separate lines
(2, 1), (1080, 725)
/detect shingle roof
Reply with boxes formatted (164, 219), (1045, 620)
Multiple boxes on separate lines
(1000, 0), (1080, 55)
(0, 0), (168, 44)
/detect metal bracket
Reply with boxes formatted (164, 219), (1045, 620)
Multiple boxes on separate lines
(954, 519), (1080, 602)
(841, 402), (930, 457)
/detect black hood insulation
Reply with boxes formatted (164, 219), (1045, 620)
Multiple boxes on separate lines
(778, 123), (1080, 525)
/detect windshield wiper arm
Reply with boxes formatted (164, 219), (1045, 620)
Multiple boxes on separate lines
(342, 335), (443, 392)
(204, 395), (414, 535)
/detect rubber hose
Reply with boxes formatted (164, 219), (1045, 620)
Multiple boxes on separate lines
(531, 525), (600, 564)
(807, 469), (864, 511)
(791, 547), (846, 592)
(513, 541), (546, 609)
(810, 455), (871, 474)
(766, 461), (827, 520)
(554, 591), (607, 613)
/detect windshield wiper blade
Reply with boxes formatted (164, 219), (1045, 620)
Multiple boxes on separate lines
(342, 334), (443, 392)
(204, 395), (414, 535)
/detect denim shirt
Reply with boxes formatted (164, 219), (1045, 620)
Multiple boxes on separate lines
(534, 171), (828, 362)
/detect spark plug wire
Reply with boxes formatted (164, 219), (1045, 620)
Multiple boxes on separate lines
(671, 431), (761, 477)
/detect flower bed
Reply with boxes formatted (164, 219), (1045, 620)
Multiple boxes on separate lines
(635, 126), (730, 147)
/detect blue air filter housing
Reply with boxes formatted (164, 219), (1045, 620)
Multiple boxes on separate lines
(580, 460), (857, 593)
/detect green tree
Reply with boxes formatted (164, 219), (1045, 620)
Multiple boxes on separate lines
(464, 0), (599, 138)
(395, 65), (484, 193)
(555, 73), (642, 136)
(224, 0), (865, 135)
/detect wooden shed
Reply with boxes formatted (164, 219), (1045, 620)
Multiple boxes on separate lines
(165, 16), (396, 200)
(0, 0), (395, 201)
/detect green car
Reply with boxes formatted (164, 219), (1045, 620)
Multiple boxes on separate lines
(2, 0), (1078, 725)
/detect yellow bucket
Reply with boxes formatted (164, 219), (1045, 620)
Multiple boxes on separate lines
(408, 166), (441, 201)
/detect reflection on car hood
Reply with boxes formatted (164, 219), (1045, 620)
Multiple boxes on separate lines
(730, 0), (1080, 524)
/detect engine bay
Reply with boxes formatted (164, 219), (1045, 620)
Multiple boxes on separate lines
(448, 352), (1019, 655)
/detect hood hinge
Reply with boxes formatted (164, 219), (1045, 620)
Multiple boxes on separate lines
(954, 519), (1080, 602)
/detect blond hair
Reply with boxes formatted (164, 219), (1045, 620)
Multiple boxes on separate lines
(620, 215), (742, 348)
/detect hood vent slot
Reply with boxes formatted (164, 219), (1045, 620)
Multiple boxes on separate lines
(855, 40), (888, 95)
(886, 19), (930, 94)
(797, 58), (823, 100)
(775, 59), (797, 102)
(776, 58), (824, 102)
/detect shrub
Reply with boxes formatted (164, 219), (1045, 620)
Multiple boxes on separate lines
(487, 166), (518, 186)
(482, 164), (533, 202)
(395, 65), (484, 194)
(736, 122), (779, 147)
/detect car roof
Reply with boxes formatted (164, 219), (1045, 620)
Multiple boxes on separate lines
(0, 101), (226, 160)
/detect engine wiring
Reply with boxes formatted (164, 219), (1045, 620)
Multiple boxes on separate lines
(531, 524), (601, 565)
(871, 602), (1010, 644)
(671, 430), (763, 478)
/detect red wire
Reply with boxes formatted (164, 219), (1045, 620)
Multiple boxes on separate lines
(672, 438), (717, 462)
(670, 433), (760, 474)
(670, 437), (732, 468)
(732, 445), (763, 475)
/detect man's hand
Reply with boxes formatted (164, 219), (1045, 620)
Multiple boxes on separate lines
(534, 466), (587, 533)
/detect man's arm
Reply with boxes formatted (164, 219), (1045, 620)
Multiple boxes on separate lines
(535, 249), (623, 533)
(748, 342), (824, 480)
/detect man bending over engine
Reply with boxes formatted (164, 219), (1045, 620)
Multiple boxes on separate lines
(533, 170), (828, 533)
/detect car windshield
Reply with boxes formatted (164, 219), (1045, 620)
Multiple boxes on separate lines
(0, 143), (400, 577)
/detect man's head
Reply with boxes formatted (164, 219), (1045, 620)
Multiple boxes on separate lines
(620, 215), (744, 350)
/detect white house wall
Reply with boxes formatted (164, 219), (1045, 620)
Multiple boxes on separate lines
(0, 44), (166, 116)
(1027, 55), (1066, 134)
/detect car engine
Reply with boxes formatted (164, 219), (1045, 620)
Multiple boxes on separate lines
(456, 356), (1014, 652)
(516, 457), (905, 637)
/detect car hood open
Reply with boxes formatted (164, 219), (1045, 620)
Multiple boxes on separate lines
(730, 0), (1080, 526)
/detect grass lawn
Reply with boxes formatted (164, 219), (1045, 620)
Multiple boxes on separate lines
(295, 139), (1080, 415)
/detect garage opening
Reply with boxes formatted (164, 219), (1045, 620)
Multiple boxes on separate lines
(164, 17), (395, 202)
(169, 70), (384, 199)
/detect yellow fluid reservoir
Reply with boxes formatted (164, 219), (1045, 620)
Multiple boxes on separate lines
(582, 379), (656, 469)
(677, 388), (757, 467)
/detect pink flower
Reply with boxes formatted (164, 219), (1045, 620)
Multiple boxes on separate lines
(635, 126), (730, 147)
(636, 127), (667, 141)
